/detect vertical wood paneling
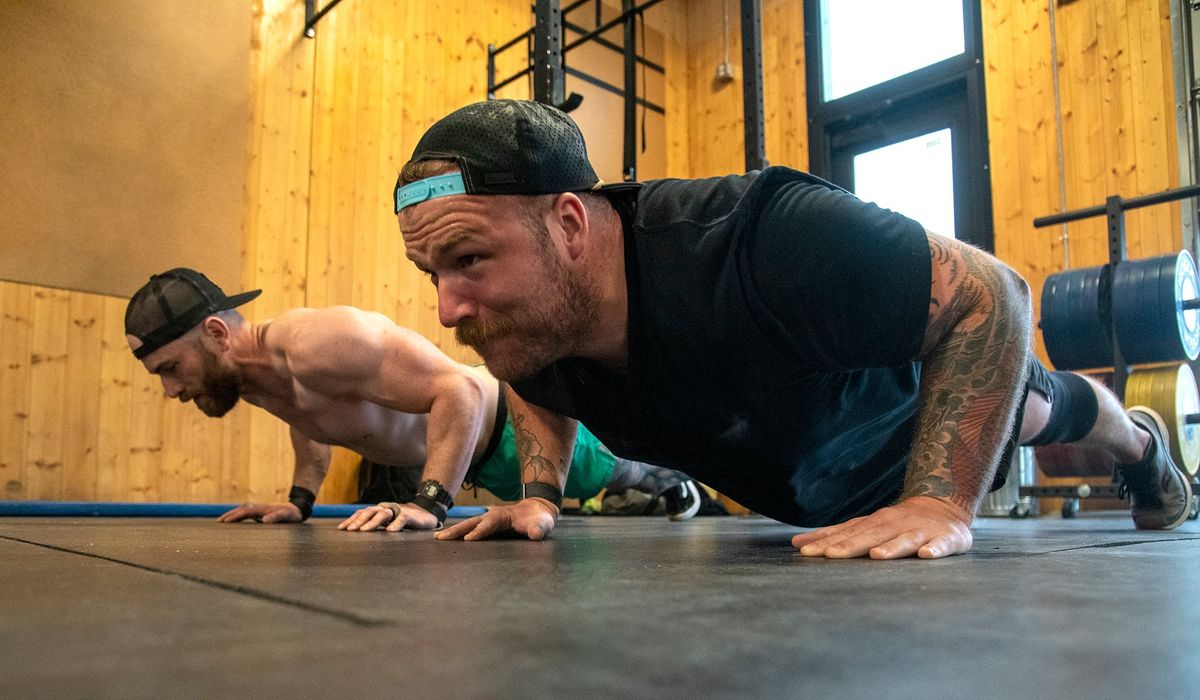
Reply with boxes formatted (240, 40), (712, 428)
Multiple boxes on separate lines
(684, 0), (807, 178)
(306, 0), (355, 312)
(373, 0), (409, 322)
(1129, 0), (1180, 257)
(984, 0), (1181, 372)
(987, 0), (1057, 359)
(26, 288), (69, 499)
(159, 390), (189, 500)
(189, 408), (227, 502)
(219, 402), (252, 503)
(62, 294), (103, 500)
(127, 338), (164, 502)
(685, 0), (745, 177)
(0, 282), (33, 499)
(761, 0), (807, 170)
(95, 296), (132, 501)
(649, 1), (692, 178)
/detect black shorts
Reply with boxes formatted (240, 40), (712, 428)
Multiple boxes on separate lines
(990, 356), (1054, 491)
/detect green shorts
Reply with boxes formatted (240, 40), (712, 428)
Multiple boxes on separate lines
(468, 421), (616, 501)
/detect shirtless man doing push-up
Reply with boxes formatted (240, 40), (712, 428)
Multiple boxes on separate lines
(123, 268), (700, 531)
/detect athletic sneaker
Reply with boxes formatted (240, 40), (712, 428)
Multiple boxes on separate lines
(1118, 407), (1193, 530)
(663, 480), (701, 522)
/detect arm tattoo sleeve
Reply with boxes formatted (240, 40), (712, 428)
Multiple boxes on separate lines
(901, 234), (1033, 515)
(511, 412), (568, 488)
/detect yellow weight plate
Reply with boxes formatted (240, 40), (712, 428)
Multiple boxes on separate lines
(1124, 363), (1200, 475)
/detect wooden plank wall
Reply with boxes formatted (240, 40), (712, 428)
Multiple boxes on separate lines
(983, 0), (1181, 363)
(0, 282), (235, 503)
(0, 0), (1184, 505)
(682, 0), (808, 177)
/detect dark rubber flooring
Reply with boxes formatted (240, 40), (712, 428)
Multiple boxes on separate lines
(2, 513), (1198, 699)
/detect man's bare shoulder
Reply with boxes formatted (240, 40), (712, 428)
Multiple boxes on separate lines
(267, 306), (392, 345)
(263, 307), (392, 379)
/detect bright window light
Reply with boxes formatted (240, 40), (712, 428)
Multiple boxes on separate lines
(820, 0), (965, 101)
(853, 128), (955, 237)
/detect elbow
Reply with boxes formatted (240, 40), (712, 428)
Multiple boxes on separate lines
(450, 370), (489, 423)
(997, 265), (1034, 352)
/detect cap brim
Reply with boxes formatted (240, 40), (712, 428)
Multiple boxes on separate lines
(594, 182), (643, 196)
(216, 289), (262, 311)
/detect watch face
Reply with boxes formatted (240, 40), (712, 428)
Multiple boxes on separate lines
(422, 482), (439, 498)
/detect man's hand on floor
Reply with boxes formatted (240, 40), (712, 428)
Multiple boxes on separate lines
(338, 502), (439, 532)
(217, 502), (303, 524)
(790, 496), (973, 559)
(435, 497), (558, 541)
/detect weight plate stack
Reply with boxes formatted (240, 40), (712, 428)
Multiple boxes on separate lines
(1112, 250), (1200, 365)
(1170, 251), (1200, 360)
(1124, 363), (1200, 476)
(1040, 264), (1112, 371)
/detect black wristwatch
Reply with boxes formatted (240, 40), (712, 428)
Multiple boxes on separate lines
(411, 479), (454, 525)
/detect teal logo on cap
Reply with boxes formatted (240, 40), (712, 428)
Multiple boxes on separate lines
(394, 172), (468, 213)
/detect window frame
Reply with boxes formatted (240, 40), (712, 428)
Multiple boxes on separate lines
(804, 0), (993, 250)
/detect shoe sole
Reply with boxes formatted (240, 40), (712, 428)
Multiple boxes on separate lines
(667, 481), (702, 522)
(1128, 405), (1194, 530)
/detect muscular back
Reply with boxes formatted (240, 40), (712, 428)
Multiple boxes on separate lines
(240, 307), (498, 467)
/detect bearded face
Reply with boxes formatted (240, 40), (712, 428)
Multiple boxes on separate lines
(453, 236), (599, 382)
(192, 345), (241, 417)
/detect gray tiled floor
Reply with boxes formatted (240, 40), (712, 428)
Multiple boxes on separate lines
(2, 513), (1198, 699)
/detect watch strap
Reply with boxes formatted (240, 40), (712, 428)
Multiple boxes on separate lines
(411, 493), (448, 526)
(412, 480), (453, 526)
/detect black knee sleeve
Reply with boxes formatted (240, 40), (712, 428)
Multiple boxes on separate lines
(1023, 371), (1099, 446)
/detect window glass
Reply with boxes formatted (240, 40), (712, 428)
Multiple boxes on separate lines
(853, 128), (955, 237)
(820, 0), (965, 101)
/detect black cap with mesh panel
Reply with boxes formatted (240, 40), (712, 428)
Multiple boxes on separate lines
(124, 268), (261, 360)
(397, 99), (641, 209)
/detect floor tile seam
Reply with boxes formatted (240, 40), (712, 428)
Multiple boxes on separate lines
(1037, 536), (1200, 554)
(0, 534), (393, 628)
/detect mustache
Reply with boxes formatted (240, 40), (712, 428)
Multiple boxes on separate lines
(455, 317), (519, 347)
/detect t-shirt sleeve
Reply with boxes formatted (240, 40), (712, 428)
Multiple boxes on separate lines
(741, 179), (932, 370)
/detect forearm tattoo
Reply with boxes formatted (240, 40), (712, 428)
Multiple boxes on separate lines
(511, 412), (567, 488)
(902, 235), (1032, 514)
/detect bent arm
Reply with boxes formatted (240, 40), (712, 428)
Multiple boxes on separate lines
(793, 231), (1032, 559)
(217, 425), (331, 524)
(902, 232), (1033, 516)
(416, 364), (488, 496)
(507, 385), (577, 496)
(290, 426), (332, 495)
(436, 386), (577, 541)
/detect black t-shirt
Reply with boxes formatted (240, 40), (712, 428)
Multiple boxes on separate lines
(511, 167), (932, 526)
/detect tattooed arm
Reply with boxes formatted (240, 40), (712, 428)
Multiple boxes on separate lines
(902, 233), (1033, 512)
(437, 385), (578, 541)
(793, 231), (1033, 559)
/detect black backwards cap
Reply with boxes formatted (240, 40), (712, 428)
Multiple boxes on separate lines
(394, 99), (641, 213)
(125, 268), (261, 360)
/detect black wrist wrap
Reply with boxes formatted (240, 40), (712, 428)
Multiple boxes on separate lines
(288, 486), (316, 521)
(522, 482), (563, 511)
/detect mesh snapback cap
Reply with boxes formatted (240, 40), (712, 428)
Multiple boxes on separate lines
(125, 268), (261, 360)
(395, 99), (640, 213)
